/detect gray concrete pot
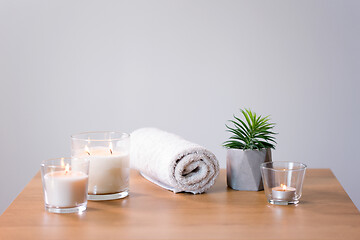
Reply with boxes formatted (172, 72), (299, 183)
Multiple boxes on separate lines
(226, 148), (272, 191)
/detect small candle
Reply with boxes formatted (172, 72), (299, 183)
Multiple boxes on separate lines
(272, 184), (296, 201)
(44, 164), (88, 208)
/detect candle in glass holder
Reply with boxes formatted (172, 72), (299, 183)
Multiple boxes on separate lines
(71, 131), (130, 201)
(44, 164), (88, 207)
(41, 158), (89, 213)
(261, 162), (306, 205)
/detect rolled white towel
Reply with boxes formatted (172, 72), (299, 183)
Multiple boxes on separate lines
(130, 128), (219, 194)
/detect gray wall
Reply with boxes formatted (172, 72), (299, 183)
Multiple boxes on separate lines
(1, 0), (359, 214)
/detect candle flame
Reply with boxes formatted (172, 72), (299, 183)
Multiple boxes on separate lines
(85, 146), (90, 155)
(109, 142), (113, 155)
(281, 184), (287, 191)
(65, 163), (70, 174)
(60, 158), (65, 167)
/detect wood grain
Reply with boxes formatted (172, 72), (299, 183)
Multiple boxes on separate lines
(0, 169), (359, 239)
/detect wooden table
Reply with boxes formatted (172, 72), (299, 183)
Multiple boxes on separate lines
(1, 169), (359, 239)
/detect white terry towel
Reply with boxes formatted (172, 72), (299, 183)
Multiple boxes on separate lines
(130, 128), (220, 194)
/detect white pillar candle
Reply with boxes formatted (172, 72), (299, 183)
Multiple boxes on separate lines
(75, 147), (129, 194)
(272, 184), (296, 201)
(44, 169), (88, 208)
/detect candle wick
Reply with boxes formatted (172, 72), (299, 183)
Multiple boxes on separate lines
(110, 149), (113, 155)
(87, 152), (90, 155)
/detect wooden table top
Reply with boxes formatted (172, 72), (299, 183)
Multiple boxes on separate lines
(0, 169), (359, 240)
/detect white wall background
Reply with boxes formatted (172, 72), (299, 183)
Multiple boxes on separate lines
(0, 0), (359, 214)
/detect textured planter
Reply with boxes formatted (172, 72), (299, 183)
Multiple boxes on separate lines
(226, 148), (272, 191)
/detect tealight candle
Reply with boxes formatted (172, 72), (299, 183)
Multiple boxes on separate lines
(272, 184), (296, 201)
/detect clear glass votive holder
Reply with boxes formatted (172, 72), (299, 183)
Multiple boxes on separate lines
(41, 157), (89, 213)
(260, 162), (307, 205)
(71, 131), (130, 201)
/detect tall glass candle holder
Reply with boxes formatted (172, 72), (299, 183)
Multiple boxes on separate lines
(260, 162), (307, 205)
(41, 157), (89, 213)
(71, 131), (130, 201)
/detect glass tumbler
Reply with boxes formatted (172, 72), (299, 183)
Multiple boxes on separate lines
(260, 162), (307, 205)
(71, 131), (130, 201)
(41, 157), (89, 213)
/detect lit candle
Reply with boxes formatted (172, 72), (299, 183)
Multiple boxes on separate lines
(272, 184), (296, 201)
(75, 144), (129, 195)
(43, 163), (88, 208)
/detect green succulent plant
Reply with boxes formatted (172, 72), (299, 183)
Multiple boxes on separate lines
(223, 109), (277, 150)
